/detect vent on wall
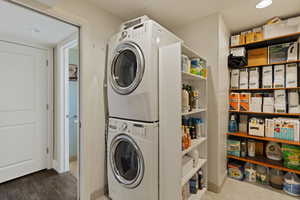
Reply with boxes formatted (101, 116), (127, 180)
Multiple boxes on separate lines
(34, 0), (59, 7)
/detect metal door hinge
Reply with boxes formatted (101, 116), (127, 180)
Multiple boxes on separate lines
(46, 148), (49, 154)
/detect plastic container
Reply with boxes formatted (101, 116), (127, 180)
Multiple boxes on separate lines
(269, 168), (284, 190)
(283, 173), (300, 197)
(194, 118), (203, 138)
(228, 114), (238, 132)
(248, 140), (256, 157)
(181, 54), (190, 73)
(266, 142), (282, 161)
(256, 165), (269, 185)
(244, 163), (256, 183)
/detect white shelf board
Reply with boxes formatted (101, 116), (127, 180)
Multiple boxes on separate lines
(188, 188), (207, 200)
(182, 138), (207, 156)
(182, 159), (207, 186)
(182, 108), (206, 116)
(182, 71), (207, 81)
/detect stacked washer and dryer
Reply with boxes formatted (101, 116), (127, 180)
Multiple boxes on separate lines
(106, 16), (180, 200)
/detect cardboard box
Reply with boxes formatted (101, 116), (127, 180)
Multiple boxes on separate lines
(240, 32), (247, 45)
(239, 68), (248, 89)
(274, 90), (286, 105)
(249, 118), (265, 137)
(249, 67), (260, 89)
(253, 27), (264, 42)
(289, 105), (300, 113)
(250, 103), (262, 112)
(269, 43), (290, 63)
(274, 104), (287, 113)
(274, 65), (285, 88)
(230, 93), (240, 111)
(227, 140), (241, 157)
(240, 93), (250, 111)
(255, 142), (264, 156)
(246, 31), (254, 44)
(231, 69), (240, 89)
(231, 47), (246, 57)
(288, 90), (299, 106)
(287, 42), (298, 61)
(286, 63), (298, 88)
(248, 47), (268, 66)
(262, 66), (273, 88)
(265, 119), (275, 138)
(231, 35), (240, 46)
(263, 104), (274, 113)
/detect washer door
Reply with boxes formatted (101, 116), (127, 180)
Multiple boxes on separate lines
(111, 42), (145, 95)
(110, 134), (144, 188)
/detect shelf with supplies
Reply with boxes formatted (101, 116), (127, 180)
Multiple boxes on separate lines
(182, 108), (207, 116)
(182, 71), (207, 81)
(230, 32), (300, 49)
(181, 159), (207, 187)
(229, 110), (300, 117)
(226, 132), (300, 146)
(182, 137), (207, 156)
(244, 59), (300, 68)
(230, 87), (300, 92)
(227, 155), (300, 175)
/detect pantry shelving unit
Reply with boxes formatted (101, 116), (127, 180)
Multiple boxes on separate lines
(159, 42), (208, 200)
(227, 31), (300, 192)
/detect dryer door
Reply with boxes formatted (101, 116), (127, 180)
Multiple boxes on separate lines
(110, 134), (144, 188)
(110, 42), (145, 95)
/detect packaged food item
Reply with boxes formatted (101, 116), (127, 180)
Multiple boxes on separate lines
(227, 139), (241, 157)
(249, 67), (260, 89)
(239, 68), (248, 89)
(248, 140), (256, 157)
(239, 115), (248, 133)
(283, 173), (300, 197)
(262, 66), (273, 89)
(256, 165), (269, 185)
(190, 58), (201, 75)
(274, 65), (285, 88)
(286, 63), (298, 88)
(249, 118), (265, 137)
(266, 142), (282, 161)
(228, 162), (244, 180)
(270, 168), (284, 190)
(240, 93), (250, 111)
(229, 93), (240, 111)
(244, 163), (256, 182)
(282, 144), (300, 170)
(231, 34), (241, 46)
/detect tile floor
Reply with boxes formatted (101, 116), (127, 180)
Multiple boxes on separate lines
(100, 178), (297, 200)
(203, 178), (296, 200)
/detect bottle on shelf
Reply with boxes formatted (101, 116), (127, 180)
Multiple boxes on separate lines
(228, 114), (238, 132)
(188, 85), (193, 111)
(182, 84), (190, 113)
(241, 140), (247, 157)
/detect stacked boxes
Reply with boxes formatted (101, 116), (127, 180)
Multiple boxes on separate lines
(274, 90), (286, 113)
(249, 67), (260, 89)
(249, 117), (265, 137)
(240, 93), (250, 111)
(231, 69), (240, 89)
(286, 63), (298, 88)
(273, 65), (285, 88)
(230, 93), (240, 111)
(239, 69), (249, 89)
(288, 90), (300, 113)
(265, 118), (300, 141)
(262, 66), (273, 88)
(250, 93), (262, 112)
(263, 94), (274, 113)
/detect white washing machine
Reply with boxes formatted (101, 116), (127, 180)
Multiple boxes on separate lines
(107, 118), (159, 200)
(107, 16), (180, 122)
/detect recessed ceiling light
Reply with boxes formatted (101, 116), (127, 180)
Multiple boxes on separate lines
(256, 0), (272, 9)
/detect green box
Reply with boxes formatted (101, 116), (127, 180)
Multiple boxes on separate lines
(282, 144), (300, 170)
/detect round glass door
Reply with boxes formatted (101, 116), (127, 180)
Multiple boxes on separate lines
(111, 42), (145, 95)
(110, 134), (144, 188)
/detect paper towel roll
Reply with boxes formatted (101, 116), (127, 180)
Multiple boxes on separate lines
(288, 91), (299, 106)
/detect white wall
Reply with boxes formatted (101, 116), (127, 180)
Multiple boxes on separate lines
(173, 13), (230, 192)
(12, 0), (122, 199)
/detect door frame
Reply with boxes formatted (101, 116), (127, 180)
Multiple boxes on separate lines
(56, 34), (78, 174)
(6, 1), (83, 199)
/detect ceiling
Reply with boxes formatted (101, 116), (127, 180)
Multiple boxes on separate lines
(0, 1), (78, 47)
(91, 0), (300, 32)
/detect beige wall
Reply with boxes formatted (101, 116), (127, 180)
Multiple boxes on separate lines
(173, 13), (230, 192)
(12, 0), (122, 199)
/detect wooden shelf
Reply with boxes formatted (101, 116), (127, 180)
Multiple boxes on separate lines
(182, 71), (206, 81)
(182, 108), (206, 116)
(230, 87), (300, 92)
(230, 32), (300, 49)
(227, 155), (300, 175)
(182, 159), (207, 187)
(226, 132), (300, 146)
(246, 60), (300, 68)
(182, 137), (207, 156)
(229, 110), (300, 117)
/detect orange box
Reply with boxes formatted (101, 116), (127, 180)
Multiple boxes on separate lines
(239, 93), (250, 111)
(229, 93), (240, 111)
(248, 47), (268, 66)
(246, 31), (255, 44)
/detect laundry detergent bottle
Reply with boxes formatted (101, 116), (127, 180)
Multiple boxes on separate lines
(228, 114), (238, 133)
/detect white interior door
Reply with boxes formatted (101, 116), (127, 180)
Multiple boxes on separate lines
(0, 41), (48, 183)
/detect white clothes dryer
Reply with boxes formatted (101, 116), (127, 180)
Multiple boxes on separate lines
(107, 17), (180, 122)
(107, 118), (159, 200)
